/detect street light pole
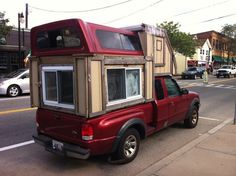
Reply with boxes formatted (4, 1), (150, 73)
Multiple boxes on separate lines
(18, 12), (24, 69)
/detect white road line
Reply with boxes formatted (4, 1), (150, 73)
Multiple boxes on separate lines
(224, 85), (236, 89)
(199, 116), (221, 121)
(205, 84), (215, 87)
(0, 140), (34, 152)
(0, 96), (29, 102)
(214, 84), (224, 88)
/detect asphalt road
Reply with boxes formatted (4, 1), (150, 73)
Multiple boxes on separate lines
(0, 76), (235, 176)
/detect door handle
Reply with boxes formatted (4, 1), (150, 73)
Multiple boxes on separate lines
(169, 102), (174, 106)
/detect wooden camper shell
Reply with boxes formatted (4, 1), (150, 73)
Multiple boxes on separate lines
(30, 19), (175, 118)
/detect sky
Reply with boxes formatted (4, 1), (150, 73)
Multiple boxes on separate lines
(2, 0), (236, 34)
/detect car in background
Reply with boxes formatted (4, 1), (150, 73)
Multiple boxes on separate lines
(0, 69), (30, 97)
(181, 67), (205, 79)
(216, 65), (236, 78)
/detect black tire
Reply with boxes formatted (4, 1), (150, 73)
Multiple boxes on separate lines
(116, 128), (140, 164)
(184, 106), (199, 128)
(217, 75), (219, 78)
(193, 74), (197, 80)
(7, 85), (21, 97)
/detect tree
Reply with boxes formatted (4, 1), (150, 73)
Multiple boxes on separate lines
(157, 21), (197, 57)
(221, 24), (236, 60)
(0, 12), (13, 45)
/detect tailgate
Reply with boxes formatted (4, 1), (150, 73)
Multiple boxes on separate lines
(36, 108), (85, 144)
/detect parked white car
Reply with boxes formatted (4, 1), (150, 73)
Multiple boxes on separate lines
(0, 69), (30, 97)
(216, 65), (236, 78)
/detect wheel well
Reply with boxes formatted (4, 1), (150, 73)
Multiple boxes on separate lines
(130, 124), (146, 139)
(111, 119), (146, 153)
(194, 101), (200, 110)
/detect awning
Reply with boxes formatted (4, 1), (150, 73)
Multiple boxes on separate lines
(212, 56), (222, 62)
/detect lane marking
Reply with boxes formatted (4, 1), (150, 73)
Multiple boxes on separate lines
(214, 84), (224, 88)
(0, 140), (35, 152)
(0, 96), (30, 102)
(199, 116), (221, 121)
(0, 107), (37, 115)
(205, 84), (215, 87)
(183, 77), (236, 88)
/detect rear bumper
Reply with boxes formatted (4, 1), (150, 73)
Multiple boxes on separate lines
(33, 134), (90, 159)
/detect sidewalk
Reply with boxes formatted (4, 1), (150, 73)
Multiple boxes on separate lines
(137, 118), (236, 176)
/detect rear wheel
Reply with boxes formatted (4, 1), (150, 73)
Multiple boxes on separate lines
(184, 106), (199, 128)
(115, 128), (140, 164)
(7, 85), (21, 97)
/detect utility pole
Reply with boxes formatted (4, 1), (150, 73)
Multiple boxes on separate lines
(25, 3), (28, 29)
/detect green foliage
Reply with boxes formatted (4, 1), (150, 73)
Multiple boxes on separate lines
(0, 12), (13, 44)
(221, 23), (236, 55)
(157, 21), (197, 57)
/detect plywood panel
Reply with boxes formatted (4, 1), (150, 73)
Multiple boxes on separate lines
(77, 59), (87, 116)
(40, 56), (74, 64)
(90, 61), (103, 113)
(145, 61), (153, 99)
(30, 59), (39, 107)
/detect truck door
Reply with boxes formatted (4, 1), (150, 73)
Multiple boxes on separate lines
(154, 79), (169, 129)
(164, 78), (187, 124)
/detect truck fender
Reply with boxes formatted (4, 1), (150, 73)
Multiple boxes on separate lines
(185, 98), (200, 120)
(111, 118), (146, 153)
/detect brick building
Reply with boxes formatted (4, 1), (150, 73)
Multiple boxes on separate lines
(194, 30), (236, 68)
(0, 28), (30, 75)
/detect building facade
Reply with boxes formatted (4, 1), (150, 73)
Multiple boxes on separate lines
(175, 39), (212, 75)
(0, 28), (30, 75)
(194, 31), (235, 69)
(188, 39), (212, 67)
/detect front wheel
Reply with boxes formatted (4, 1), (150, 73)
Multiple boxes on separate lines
(116, 128), (140, 164)
(184, 106), (199, 128)
(7, 85), (21, 97)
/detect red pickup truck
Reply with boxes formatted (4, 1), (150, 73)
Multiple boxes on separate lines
(33, 75), (200, 163)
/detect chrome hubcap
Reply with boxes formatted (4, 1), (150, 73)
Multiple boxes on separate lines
(192, 109), (198, 124)
(9, 87), (19, 96)
(124, 135), (137, 158)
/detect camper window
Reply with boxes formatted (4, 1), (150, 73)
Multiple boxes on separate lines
(96, 30), (141, 51)
(106, 67), (142, 104)
(36, 27), (81, 49)
(42, 66), (74, 109)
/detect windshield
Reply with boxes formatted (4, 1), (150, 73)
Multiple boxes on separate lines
(188, 68), (196, 71)
(3, 69), (27, 78)
(221, 65), (231, 69)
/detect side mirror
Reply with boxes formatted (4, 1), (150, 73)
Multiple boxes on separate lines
(180, 88), (189, 95)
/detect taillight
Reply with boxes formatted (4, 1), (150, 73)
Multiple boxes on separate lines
(81, 124), (93, 141)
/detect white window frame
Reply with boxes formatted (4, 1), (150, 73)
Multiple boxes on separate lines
(106, 67), (143, 106)
(42, 66), (74, 109)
